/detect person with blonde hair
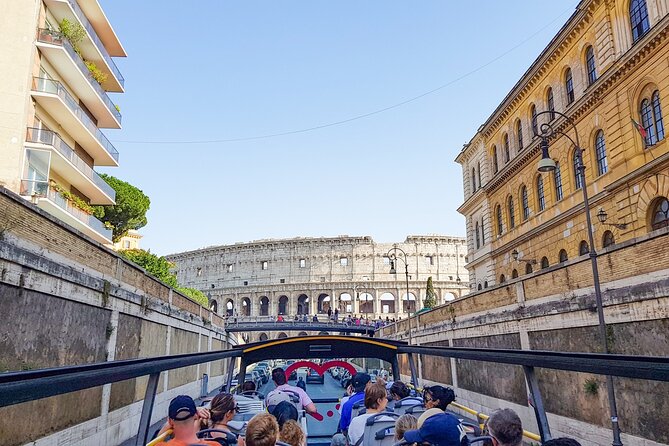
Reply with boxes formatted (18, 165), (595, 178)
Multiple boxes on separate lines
(394, 414), (417, 441)
(347, 381), (393, 445)
(279, 419), (306, 446)
(245, 413), (280, 446)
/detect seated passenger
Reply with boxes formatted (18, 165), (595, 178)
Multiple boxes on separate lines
(208, 393), (239, 434)
(338, 373), (371, 432)
(270, 401), (299, 429)
(242, 380), (257, 393)
(339, 379), (353, 414)
(347, 381), (394, 445)
(266, 368), (317, 416)
(279, 419), (306, 446)
(154, 395), (220, 446)
(543, 439), (582, 446)
(389, 381), (410, 401)
(423, 385), (456, 411)
(485, 408), (523, 446)
(246, 413), (279, 446)
(394, 414), (417, 441)
(403, 408), (467, 446)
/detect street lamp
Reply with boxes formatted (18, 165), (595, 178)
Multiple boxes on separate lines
(386, 246), (413, 345)
(511, 249), (537, 264)
(596, 208), (628, 229)
(532, 109), (623, 446)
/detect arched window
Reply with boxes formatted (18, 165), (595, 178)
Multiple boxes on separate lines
(573, 150), (583, 189)
(559, 249), (568, 263)
(471, 168), (477, 191)
(504, 134), (510, 163)
(484, 281), (488, 289)
(521, 186), (530, 220)
(531, 104), (538, 136)
(565, 68), (574, 104)
(477, 283), (482, 291)
(554, 162), (563, 201)
(481, 218), (486, 245)
(525, 263), (533, 274)
(500, 274), (506, 284)
(650, 197), (669, 230)
(496, 204), (503, 235)
(477, 161), (482, 188)
(516, 120), (524, 151)
(630, 0), (650, 42)
(475, 221), (481, 249)
(586, 46), (597, 85)
(547, 88), (555, 120)
(492, 145), (499, 173)
(602, 230), (615, 248)
(508, 196), (516, 229)
(640, 91), (665, 146)
(595, 130), (608, 175)
(511, 269), (518, 279)
(540, 256), (549, 269)
(579, 240), (590, 255)
(537, 175), (546, 211)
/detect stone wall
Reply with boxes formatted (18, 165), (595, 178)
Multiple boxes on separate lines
(0, 188), (230, 446)
(379, 227), (669, 446)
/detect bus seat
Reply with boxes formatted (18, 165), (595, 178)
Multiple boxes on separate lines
(468, 436), (494, 445)
(360, 412), (400, 446)
(233, 394), (265, 416)
(351, 400), (366, 418)
(404, 404), (425, 418)
(391, 397), (423, 415)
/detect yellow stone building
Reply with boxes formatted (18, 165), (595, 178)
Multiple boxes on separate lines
(456, 0), (669, 290)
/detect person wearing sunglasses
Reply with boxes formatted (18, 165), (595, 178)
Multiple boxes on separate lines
(208, 393), (241, 434)
(423, 385), (456, 411)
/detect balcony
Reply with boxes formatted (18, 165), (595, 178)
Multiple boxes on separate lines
(20, 180), (113, 244)
(25, 127), (115, 205)
(30, 77), (119, 166)
(36, 29), (121, 128)
(43, 0), (124, 92)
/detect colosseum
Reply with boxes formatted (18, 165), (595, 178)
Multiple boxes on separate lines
(167, 235), (468, 342)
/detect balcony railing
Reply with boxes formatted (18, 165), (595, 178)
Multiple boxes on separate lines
(20, 179), (112, 240)
(31, 77), (119, 163)
(62, 0), (124, 87)
(26, 127), (115, 201)
(36, 29), (122, 124)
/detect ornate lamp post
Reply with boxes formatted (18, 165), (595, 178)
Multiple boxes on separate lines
(386, 246), (413, 345)
(532, 110), (623, 446)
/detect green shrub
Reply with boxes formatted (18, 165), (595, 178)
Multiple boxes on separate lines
(84, 60), (108, 85)
(59, 18), (86, 54)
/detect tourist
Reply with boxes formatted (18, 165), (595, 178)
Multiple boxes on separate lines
(485, 408), (523, 446)
(313, 314), (318, 322)
(154, 395), (220, 446)
(245, 413), (279, 446)
(389, 381), (410, 401)
(347, 381), (393, 445)
(207, 393), (239, 437)
(327, 307), (332, 320)
(334, 308), (339, 322)
(338, 372), (370, 432)
(279, 419), (305, 446)
(296, 376), (307, 391)
(277, 314), (284, 322)
(402, 408), (467, 446)
(266, 368), (317, 415)
(241, 380), (256, 392)
(270, 401), (299, 429)
(394, 414), (417, 441)
(542, 439), (582, 446)
(423, 385), (456, 411)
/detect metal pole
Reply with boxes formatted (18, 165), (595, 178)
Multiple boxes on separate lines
(135, 372), (160, 446)
(577, 149), (623, 446)
(407, 353), (419, 390)
(523, 366), (552, 442)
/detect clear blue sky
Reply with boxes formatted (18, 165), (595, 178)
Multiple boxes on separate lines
(99, 1), (580, 255)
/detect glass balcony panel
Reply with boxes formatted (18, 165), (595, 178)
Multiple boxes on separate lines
(37, 28), (122, 123)
(26, 127), (116, 201)
(20, 179), (49, 196)
(31, 77), (119, 163)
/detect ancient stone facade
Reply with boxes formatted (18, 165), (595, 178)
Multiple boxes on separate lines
(456, 0), (669, 291)
(167, 235), (469, 328)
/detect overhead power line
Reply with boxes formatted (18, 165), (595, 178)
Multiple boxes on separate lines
(114, 6), (574, 145)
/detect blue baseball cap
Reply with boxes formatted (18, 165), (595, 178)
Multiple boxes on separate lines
(168, 395), (197, 421)
(403, 412), (465, 446)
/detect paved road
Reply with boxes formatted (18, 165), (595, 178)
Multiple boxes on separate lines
(259, 369), (345, 440)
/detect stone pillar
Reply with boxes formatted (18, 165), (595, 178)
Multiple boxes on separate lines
(373, 289), (380, 319)
(352, 290), (360, 316)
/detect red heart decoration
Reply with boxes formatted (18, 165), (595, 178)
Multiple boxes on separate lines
(284, 360), (357, 377)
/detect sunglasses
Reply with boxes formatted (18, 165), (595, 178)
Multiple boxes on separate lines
(234, 405), (240, 413)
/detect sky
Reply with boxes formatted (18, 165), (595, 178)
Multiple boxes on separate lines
(99, 1), (580, 256)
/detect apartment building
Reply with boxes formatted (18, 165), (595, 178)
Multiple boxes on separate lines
(0, 0), (125, 244)
(456, 0), (669, 290)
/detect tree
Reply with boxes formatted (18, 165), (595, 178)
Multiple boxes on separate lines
(93, 174), (150, 242)
(119, 249), (177, 288)
(177, 287), (209, 307)
(424, 276), (437, 309)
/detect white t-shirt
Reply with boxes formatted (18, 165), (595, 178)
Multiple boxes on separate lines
(339, 395), (351, 414)
(347, 412), (393, 445)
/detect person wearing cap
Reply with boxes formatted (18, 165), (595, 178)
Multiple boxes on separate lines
(485, 408), (523, 446)
(154, 395), (221, 446)
(402, 408), (468, 446)
(266, 368), (317, 415)
(337, 372), (370, 432)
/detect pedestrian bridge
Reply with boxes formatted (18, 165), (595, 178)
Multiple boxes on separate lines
(223, 317), (376, 335)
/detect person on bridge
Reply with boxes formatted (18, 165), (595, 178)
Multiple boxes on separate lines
(327, 307), (332, 320)
(338, 372), (370, 432)
(334, 308), (339, 322)
(266, 367), (317, 416)
(154, 395), (221, 446)
(277, 314), (284, 322)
